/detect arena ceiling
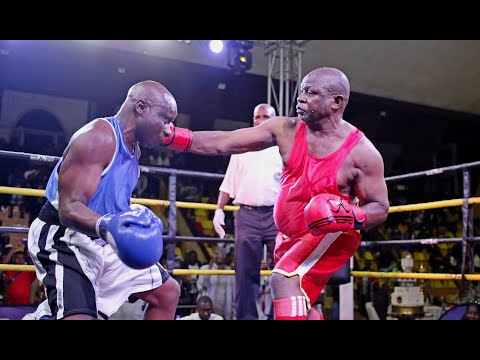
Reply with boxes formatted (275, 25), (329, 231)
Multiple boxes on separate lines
(76, 40), (480, 116)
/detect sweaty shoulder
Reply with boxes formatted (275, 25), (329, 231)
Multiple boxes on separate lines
(262, 116), (300, 164)
(350, 135), (384, 171)
(267, 116), (298, 128)
(64, 118), (116, 166)
(264, 116), (300, 138)
(94, 117), (117, 142)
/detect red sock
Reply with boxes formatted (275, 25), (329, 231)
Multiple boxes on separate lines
(273, 296), (308, 320)
(308, 307), (324, 320)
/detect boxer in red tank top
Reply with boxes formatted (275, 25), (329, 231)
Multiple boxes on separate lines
(164, 67), (390, 320)
(272, 122), (366, 314)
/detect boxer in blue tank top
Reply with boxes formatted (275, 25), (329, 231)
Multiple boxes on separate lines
(26, 81), (181, 320)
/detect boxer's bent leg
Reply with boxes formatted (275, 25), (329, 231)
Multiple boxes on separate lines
(271, 231), (360, 320)
(134, 277), (180, 320)
(299, 232), (360, 310)
(98, 245), (179, 319)
(270, 233), (306, 319)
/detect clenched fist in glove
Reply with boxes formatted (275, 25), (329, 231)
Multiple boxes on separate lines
(213, 209), (226, 238)
(304, 193), (367, 236)
(162, 123), (193, 152)
(96, 204), (164, 269)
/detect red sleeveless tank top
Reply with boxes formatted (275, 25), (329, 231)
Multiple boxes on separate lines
(273, 121), (364, 238)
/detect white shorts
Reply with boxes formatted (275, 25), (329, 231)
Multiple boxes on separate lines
(26, 217), (169, 319)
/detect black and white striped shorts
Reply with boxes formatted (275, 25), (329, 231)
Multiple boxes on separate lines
(27, 217), (169, 319)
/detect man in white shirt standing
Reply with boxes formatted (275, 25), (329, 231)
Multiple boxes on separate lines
(213, 103), (283, 320)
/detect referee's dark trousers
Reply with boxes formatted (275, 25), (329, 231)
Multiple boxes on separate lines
(234, 204), (278, 320)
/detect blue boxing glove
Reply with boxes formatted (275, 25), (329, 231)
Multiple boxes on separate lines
(95, 204), (164, 270)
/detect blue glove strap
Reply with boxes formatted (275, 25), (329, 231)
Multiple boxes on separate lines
(96, 213), (115, 239)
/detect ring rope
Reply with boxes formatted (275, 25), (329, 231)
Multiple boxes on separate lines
(0, 150), (226, 179)
(0, 227), (29, 233)
(385, 160), (480, 182)
(3, 224), (478, 249)
(0, 264), (36, 272)
(0, 226), (236, 244)
(171, 269), (273, 276)
(5, 224), (478, 248)
(0, 264), (272, 276)
(351, 271), (480, 281)
(0, 186), (239, 212)
(360, 237), (480, 246)
(389, 197), (480, 213)
(3, 149), (479, 182)
(1, 264), (479, 281)
(172, 236), (234, 243)
(0, 226), (480, 246)
(1, 186), (479, 213)
(4, 224), (478, 248)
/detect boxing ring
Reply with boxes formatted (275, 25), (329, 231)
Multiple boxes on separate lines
(1, 149), (480, 319)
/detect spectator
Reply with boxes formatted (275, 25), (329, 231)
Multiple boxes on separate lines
(2, 249), (36, 305)
(178, 295), (223, 320)
(197, 247), (235, 319)
(182, 250), (202, 304)
(463, 303), (480, 320)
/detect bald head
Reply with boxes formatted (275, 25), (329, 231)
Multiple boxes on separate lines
(304, 67), (350, 106)
(116, 80), (178, 149)
(126, 80), (177, 113)
(253, 103), (276, 126)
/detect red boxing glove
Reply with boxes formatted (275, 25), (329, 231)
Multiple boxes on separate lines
(163, 123), (193, 152)
(304, 193), (367, 236)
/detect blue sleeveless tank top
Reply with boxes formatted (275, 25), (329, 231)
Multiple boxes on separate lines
(45, 116), (139, 215)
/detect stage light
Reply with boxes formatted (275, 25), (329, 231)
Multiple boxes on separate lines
(209, 40), (224, 54)
(227, 40), (254, 73)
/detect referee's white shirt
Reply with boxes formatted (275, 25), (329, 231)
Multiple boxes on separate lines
(219, 146), (283, 207)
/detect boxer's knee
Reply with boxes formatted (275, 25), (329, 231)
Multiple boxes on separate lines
(271, 273), (307, 320)
(135, 277), (180, 310)
(270, 272), (302, 300)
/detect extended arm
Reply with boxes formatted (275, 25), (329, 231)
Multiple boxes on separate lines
(191, 125), (275, 155)
(163, 117), (283, 155)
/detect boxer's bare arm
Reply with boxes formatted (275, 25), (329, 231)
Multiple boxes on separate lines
(58, 121), (115, 236)
(190, 117), (282, 155)
(352, 139), (389, 229)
